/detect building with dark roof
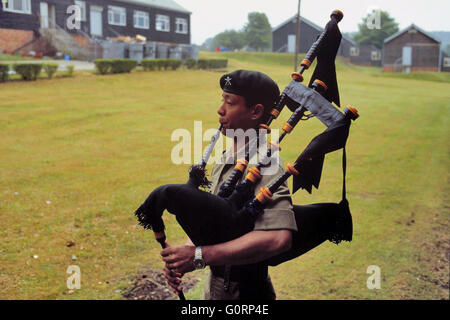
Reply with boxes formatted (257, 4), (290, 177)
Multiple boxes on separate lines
(383, 24), (442, 72)
(0, 0), (191, 58)
(271, 15), (356, 58)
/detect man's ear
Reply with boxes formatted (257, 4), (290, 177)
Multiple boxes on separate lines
(251, 104), (265, 120)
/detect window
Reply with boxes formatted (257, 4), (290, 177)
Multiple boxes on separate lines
(108, 6), (126, 26)
(350, 47), (360, 57)
(2, 0), (31, 14)
(156, 14), (170, 32)
(175, 18), (188, 34)
(74, 1), (86, 21)
(371, 50), (381, 61)
(134, 10), (149, 29)
(444, 57), (450, 68)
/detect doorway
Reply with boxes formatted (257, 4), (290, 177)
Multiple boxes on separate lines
(90, 6), (103, 37)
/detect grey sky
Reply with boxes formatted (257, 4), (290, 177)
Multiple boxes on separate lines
(174, 0), (450, 45)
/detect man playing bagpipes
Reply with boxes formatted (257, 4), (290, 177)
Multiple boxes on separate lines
(161, 70), (297, 300)
(134, 9), (359, 300)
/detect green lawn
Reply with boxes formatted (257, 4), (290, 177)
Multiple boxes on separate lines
(0, 52), (448, 300)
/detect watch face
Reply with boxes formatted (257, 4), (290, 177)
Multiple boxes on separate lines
(194, 259), (205, 269)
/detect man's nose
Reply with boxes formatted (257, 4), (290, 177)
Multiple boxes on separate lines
(217, 103), (225, 116)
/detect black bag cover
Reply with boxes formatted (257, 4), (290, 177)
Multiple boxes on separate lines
(266, 199), (352, 266)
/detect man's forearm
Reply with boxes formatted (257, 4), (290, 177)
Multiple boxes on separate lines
(202, 230), (292, 266)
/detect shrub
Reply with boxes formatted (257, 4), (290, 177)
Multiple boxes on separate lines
(66, 65), (74, 77)
(197, 59), (209, 70)
(209, 59), (228, 69)
(184, 58), (197, 69)
(13, 63), (43, 81)
(142, 59), (157, 71)
(167, 59), (181, 70)
(142, 59), (181, 71)
(43, 63), (58, 79)
(196, 59), (228, 70)
(110, 59), (137, 74)
(0, 64), (9, 82)
(94, 59), (112, 75)
(154, 59), (165, 70)
(94, 59), (137, 74)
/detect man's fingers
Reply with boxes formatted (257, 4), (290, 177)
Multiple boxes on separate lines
(161, 254), (178, 264)
(164, 266), (182, 279)
(161, 247), (174, 257)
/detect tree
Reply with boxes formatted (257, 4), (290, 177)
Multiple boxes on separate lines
(200, 37), (215, 51)
(243, 12), (271, 51)
(213, 30), (246, 50)
(353, 10), (399, 49)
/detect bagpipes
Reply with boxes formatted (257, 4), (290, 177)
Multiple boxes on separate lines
(134, 10), (359, 299)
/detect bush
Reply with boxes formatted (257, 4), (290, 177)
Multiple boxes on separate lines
(184, 58), (197, 69)
(94, 59), (112, 75)
(167, 59), (181, 70)
(110, 59), (137, 74)
(43, 63), (58, 79)
(66, 65), (74, 77)
(155, 59), (166, 70)
(142, 59), (157, 71)
(0, 64), (9, 82)
(197, 59), (228, 70)
(13, 63), (43, 81)
(94, 59), (137, 74)
(209, 59), (228, 69)
(197, 59), (209, 70)
(142, 59), (181, 71)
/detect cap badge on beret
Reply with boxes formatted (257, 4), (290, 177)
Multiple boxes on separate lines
(224, 76), (232, 86)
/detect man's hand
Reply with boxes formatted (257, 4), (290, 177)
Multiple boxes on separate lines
(163, 264), (183, 294)
(161, 245), (196, 274)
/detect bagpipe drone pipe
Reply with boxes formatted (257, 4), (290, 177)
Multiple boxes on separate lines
(134, 9), (359, 297)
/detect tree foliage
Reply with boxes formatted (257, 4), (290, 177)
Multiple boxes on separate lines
(243, 12), (272, 51)
(204, 12), (272, 51)
(213, 30), (246, 50)
(353, 10), (399, 49)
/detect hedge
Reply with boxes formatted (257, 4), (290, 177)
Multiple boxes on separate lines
(0, 64), (9, 82)
(110, 59), (137, 74)
(94, 59), (137, 75)
(184, 58), (197, 69)
(94, 59), (111, 75)
(197, 59), (228, 70)
(13, 63), (43, 81)
(142, 59), (182, 71)
(43, 63), (58, 79)
(66, 65), (75, 77)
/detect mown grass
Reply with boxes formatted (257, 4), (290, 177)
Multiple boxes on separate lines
(0, 51), (448, 300)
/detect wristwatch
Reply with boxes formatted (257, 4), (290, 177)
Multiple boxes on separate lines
(193, 246), (206, 270)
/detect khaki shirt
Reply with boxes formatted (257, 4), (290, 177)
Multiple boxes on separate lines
(204, 138), (297, 300)
(209, 140), (297, 232)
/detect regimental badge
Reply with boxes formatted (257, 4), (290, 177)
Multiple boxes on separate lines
(224, 76), (232, 86)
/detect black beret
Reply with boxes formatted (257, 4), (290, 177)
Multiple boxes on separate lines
(220, 70), (280, 108)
